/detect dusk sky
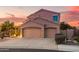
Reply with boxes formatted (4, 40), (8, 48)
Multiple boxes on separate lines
(0, 6), (79, 27)
(0, 6), (70, 18)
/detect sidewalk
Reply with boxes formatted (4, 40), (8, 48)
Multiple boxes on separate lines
(58, 44), (79, 52)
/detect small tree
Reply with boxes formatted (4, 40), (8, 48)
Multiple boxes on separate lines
(0, 20), (21, 39)
(0, 21), (15, 37)
(60, 22), (75, 43)
(60, 22), (73, 30)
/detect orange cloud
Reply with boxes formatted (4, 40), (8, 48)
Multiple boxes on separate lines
(68, 21), (79, 27)
(68, 6), (79, 11)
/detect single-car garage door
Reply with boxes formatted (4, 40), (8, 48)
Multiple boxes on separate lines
(23, 27), (42, 38)
(45, 28), (57, 38)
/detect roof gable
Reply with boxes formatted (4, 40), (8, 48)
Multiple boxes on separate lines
(21, 9), (60, 27)
(21, 19), (44, 28)
(27, 9), (60, 18)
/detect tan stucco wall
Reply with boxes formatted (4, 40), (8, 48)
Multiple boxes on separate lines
(21, 21), (43, 29)
(27, 9), (60, 24)
(21, 19), (59, 38)
(30, 18), (60, 34)
(21, 9), (60, 38)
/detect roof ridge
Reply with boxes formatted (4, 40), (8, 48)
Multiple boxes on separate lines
(27, 9), (60, 18)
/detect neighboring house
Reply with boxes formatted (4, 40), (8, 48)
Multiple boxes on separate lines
(21, 9), (60, 38)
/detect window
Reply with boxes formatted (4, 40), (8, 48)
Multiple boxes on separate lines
(53, 16), (58, 23)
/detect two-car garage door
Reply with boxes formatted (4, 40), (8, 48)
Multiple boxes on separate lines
(23, 27), (57, 38)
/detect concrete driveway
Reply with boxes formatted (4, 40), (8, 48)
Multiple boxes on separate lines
(0, 38), (58, 50)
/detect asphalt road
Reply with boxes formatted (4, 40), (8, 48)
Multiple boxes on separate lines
(0, 48), (66, 52)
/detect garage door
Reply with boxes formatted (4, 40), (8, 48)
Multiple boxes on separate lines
(23, 27), (41, 38)
(45, 28), (57, 38)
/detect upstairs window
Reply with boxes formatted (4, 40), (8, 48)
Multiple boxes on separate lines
(53, 16), (59, 23)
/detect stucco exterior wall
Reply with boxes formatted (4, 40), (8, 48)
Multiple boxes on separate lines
(21, 9), (60, 38)
(21, 21), (43, 28)
(27, 9), (60, 24)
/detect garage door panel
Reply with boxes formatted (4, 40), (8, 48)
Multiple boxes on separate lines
(45, 28), (57, 38)
(23, 28), (41, 38)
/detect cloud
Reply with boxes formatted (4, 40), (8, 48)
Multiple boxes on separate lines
(61, 11), (79, 22)
(6, 13), (15, 17)
(0, 16), (26, 26)
(68, 6), (79, 11)
(61, 11), (79, 27)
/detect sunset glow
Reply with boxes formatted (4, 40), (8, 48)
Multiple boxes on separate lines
(0, 6), (79, 27)
(61, 6), (79, 27)
(68, 21), (79, 27)
(69, 6), (79, 12)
